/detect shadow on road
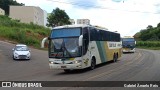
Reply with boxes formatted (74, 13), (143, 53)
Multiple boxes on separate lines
(13, 59), (30, 61)
(123, 52), (135, 54)
(56, 60), (120, 75)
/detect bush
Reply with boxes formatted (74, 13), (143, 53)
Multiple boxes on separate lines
(0, 15), (51, 49)
(137, 41), (160, 47)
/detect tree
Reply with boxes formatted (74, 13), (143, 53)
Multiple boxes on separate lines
(47, 7), (71, 27)
(146, 25), (153, 30)
(134, 32), (141, 40)
(157, 22), (160, 28)
(149, 34), (159, 41)
(0, 0), (24, 15)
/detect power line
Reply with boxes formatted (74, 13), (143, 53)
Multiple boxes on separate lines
(47, 0), (160, 14)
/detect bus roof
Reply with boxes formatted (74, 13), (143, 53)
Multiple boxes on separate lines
(122, 36), (134, 38)
(53, 24), (91, 29)
(52, 24), (119, 34)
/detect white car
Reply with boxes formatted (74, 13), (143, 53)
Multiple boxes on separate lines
(12, 44), (31, 60)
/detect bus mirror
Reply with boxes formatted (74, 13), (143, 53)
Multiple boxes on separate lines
(41, 37), (48, 48)
(79, 35), (83, 46)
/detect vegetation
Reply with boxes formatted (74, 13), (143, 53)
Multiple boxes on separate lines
(134, 23), (160, 50)
(134, 24), (160, 41)
(47, 7), (71, 27)
(136, 41), (160, 50)
(0, 0), (24, 15)
(0, 15), (51, 48)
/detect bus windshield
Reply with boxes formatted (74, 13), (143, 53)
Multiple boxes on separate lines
(51, 28), (81, 38)
(49, 28), (82, 58)
(122, 38), (135, 42)
(122, 38), (135, 48)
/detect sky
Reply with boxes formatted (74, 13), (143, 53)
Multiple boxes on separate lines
(16, 0), (160, 37)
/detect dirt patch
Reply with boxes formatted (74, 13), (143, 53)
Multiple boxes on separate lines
(0, 37), (17, 44)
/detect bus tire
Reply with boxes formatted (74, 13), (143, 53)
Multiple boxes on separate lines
(90, 57), (96, 70)
(113, 53), (117, 62)
(116, 53), (118, 60)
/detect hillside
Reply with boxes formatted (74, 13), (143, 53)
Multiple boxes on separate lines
(134, 24), (160, 41)
(0, 15), (51, 48)
(134, 23), (160, 50)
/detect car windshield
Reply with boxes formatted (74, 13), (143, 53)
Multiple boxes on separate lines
(49, 37), (81, 58)
(15, 46), (29, 51)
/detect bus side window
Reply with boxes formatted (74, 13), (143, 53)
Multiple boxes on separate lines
(82, 27), (89, 55)
(90, 28), (96, 41)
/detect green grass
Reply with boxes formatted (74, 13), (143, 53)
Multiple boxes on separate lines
(0, 15), (51, 49)
(136, 46), (160, 50)
(136, 41), (160, 50)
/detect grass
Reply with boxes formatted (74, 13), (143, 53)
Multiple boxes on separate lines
(136, 41), (160, 50)
(1, 15), (159, 50)
(136, 46), (160, 50)
(0, 15), (51, 49)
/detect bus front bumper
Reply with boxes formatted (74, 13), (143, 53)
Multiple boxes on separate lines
(49, 63), (83, 70)
(122, 48), (135, 53)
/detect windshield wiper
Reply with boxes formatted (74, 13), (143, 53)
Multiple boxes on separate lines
(62, 46), (73, 58)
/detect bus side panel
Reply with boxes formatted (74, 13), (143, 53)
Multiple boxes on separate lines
(82, 41), (122, 68)
(107, 41), (122, 61)
(96, 41), (108, 63)
(81, 47), (92, 68)
(89, 41), (102, 65)
(89, 41), (121, 65)
(89, 41), (109, 64)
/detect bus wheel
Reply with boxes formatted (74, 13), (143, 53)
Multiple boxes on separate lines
(64, 69), (71, 73)
(113, 54), (117, 62)
(90, 58), (96, 70)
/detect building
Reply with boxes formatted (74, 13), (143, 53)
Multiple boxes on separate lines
(69, 19), (75, 25)
(0, 8), (5, 15)
(77, 19), (90, 25)
(43, 10), (48, 27)
(9, 6), (47, 26)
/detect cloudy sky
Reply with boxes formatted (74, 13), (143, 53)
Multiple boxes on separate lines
(16, 0), (160, 37)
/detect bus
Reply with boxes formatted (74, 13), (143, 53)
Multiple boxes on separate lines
(122, 36), (136, 53)
(41, 24), (122, 72)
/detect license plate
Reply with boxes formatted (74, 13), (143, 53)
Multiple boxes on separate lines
(61, 66), (66, 68)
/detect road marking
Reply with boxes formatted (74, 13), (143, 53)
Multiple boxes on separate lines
(58, 53), (143, 90)
(85, 52), (143, 81)
(57, 52), (144, 90)
(123, 52), (142, 66)
(135, 52), (144, 64)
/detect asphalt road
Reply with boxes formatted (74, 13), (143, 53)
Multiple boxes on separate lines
(0, 40), (160, 90)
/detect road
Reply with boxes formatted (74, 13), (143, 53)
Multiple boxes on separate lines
(0, 40), (160, 90)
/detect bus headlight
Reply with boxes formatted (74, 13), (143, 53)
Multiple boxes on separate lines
(74, 60), (82, 64)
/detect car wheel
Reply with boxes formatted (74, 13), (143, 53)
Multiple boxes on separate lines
(13, 55), (15, 60)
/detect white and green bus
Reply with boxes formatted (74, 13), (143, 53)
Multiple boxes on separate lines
(122, 36), (136, 53)
(41, 24), (122, 72)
